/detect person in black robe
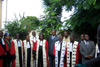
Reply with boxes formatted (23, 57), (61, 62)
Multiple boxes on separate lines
(26, 35), (31, 67)
(15, 33), (23, 67)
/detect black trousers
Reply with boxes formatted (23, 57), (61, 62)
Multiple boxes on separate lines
(18, 47), (22, 67)
(27, 48), (31, 67)
(3, 55), (7, 67)
(70, 52), (72, 67)
(38, 46), (43, 67)
(8, 54), (11, 67)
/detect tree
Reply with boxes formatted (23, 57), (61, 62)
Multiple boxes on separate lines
(5, 15), (40, 40)
(65, 0), (100, 42)
(20, 16), (40, 31)
(42, 0), (100, 42)
(39, 0), (66, 39)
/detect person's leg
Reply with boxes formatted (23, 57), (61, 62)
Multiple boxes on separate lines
(49, 55), (53, 67)
(41, 54), (43, 67)
(18, 47), (22, 67)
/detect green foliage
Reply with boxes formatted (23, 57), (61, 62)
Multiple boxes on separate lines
(5, 15), (40, 40)
(39, 0), (66, 39)
(65, 0), (100, 42)
(20, 16), (40, 30)
(42, 0), (100, 42)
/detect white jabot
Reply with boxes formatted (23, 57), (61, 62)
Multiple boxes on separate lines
(27, 41), (31, 48)
(1, 38), (5, 45)
(69, 42), (73, 52)
(30, 36), (37, 42)
(39, 41), (43, 46)
(18, 40), (21, 47)
(33, 37), (36, 42)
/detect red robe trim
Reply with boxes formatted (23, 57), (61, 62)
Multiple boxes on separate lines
(11, 40), (24, 67)
(33, 40), (49, 66)
(0, 40), (9, 67)
(0, 45), (5, 67)
(66, 41), (80, 67)
(53, 41), (67, 67)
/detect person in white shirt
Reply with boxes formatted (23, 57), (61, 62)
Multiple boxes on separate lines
(30, 31), (38, 43)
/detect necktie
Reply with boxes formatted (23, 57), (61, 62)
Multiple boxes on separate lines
(86, 42), (89, 48)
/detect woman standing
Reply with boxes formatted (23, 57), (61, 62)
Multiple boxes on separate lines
(33, 34), (49, 67)
(23, 35), (34, 67)
(4, 33), (15, 67)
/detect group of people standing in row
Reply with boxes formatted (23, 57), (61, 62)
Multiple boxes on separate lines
(0, 30), (98, 67)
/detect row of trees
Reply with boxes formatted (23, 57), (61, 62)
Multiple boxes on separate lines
(5, 0), (100, 42)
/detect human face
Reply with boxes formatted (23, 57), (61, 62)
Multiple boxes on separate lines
(26, 35), (30, 41)
(85, 34), (89, 41)
(0, 31), (3, 38)
(80, 34), (84, 40)
(52, 30), (56, 36)
(32, 31), (36, 36)
(59, 35), (63, 41)
(5, 35), (10, 40)
(64, 31), (68, 37)
(40, 34), (43, 40)
(70, 36), (74, 42)
(16, 34), (20, 39)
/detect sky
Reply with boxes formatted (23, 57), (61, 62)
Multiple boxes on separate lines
(2, 0), (73, 28)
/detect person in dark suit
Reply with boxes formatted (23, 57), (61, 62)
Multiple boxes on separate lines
(79, 34), (85, 44)
(84, 25), (100, 67)
(48, 29), (59, 67)
(78, 34), (85, 64)
(80, 34), (95, 64)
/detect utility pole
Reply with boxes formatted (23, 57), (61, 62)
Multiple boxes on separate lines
(0, 0), (2, 30)
(5, 0), (7, 23)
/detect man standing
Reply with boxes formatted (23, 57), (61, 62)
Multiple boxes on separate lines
(13, 33), (24, 67)
(79, 34), (84, 44)
(84, 25), (100, 67)
(53, 35), (67, 67)
(24, 35), (34, 67)
(78, 34), (84, 64)
(48, 30), (59, 67)
(66, 35), (80, 67)
(0, 31), (9, 67)
(30, 31), (38, 44)
(63, 30), (70, 42)
(30, 31), (38, 66)
(80, 34), (95, 64)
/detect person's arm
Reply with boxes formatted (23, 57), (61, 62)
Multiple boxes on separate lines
(4, 41), (9, 55)
(79, 43), (87, 58)
(90, 42), (96, 57)
(10, 41), (16, 67)
(10, 41), (16, 59)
